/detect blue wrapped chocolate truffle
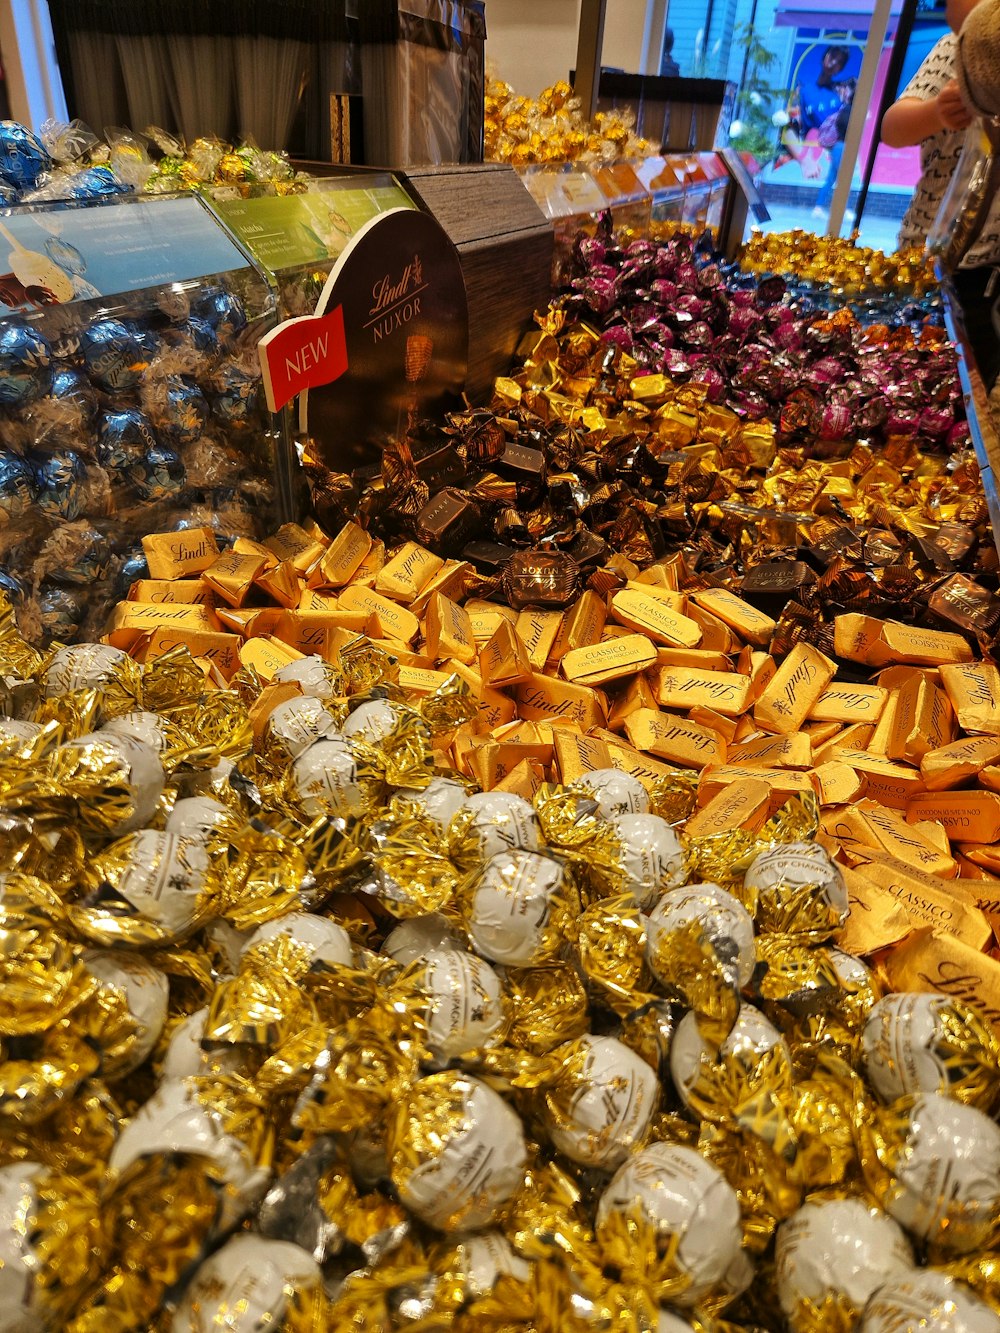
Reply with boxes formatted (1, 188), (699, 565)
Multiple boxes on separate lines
(66, 166), (129, 200)
(192, 287), (246, 348)
(147, 374), (208, 446)
(0, 567), (25, 602)
(134, 444), (185, 500)
(50, 365), (99, 428)
(0, 321), (52, 406)
(38, 584), (84, 638)
(212, 362), (259, 429)
(0, 122), (51, 192)
(0, 450), (37, 520)
(179, 316), (218, 356)
(113, 550), (149, 598)
(29, 448), (85, 520)
(47, 525), (110, 584)
(96, 407), (158, 481)
(81, 318), (152, 392)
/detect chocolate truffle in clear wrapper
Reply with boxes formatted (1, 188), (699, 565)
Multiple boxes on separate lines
(775, 1197), (915, 1330)
(170, 1234), (324, 1333)
(244, 912), (354, 969)
(742, 841), (848, 940)
(609, 812), (685, 908)
(61, 731), (164, 834)
(596, 1143), (749, 1308)
(670, 1002), (788, 1113)
(413, 948), (506, 1064)
(383, 913), (468, 965)
(467, 849), (578, 966)
(861, 1270), (1000, 1333)
(109, 1076), (271, 1230)
(398, 776), (467, 833)
(862, 993), (1000, 1111)
(389, 1071), (527, 1231)
(288, 736), (364, 818)
(543, 1033), (658, 1168)
(450, 791), (541, 864)
(876, 1092), (1000, 1253)
(273, 654), (340, 702)
(645, 882), (756, 991)
(82, 947), (169, 1076)
(264, 694), (339, 761)
(576, 767), (650, 818)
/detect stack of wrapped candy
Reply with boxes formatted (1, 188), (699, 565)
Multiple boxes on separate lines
(0, 282), (275, 646)
(2, 487), (999, 1329)
(485, 77), (653, 167)
(739, 231), (937, 305)
(0, 117), (300, 205)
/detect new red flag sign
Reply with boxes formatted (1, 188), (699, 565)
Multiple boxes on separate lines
(258, 305), (348, 412)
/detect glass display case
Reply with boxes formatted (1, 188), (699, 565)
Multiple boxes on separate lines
(0, 192), (282, 645)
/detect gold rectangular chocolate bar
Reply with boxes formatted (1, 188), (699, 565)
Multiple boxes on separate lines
(550, 590), (607, 660)
(610, 588), (702, 648)
(809, 682), (888, 724)
(552, 730), (613, 783)
(682, 602), (739, 653)
(142, 526), (220, 580)
(906, 791), (1000, 844)
(480, 619), (533, 687)
(142, 628), (242, 680)
(232, 536), (278, 566)
(729, 731), (812, 769)
(128, 579), (216, 607)
(307, 521), (372, 590)
(838, 865), (914, 955)
(350, 537), (385, 587)
(956, 842), (1000, 876)
(624, 580), (688, 612)
(469, 741), (551, 791)
(885, 674), (924, 762)
(424, 593), (477, 666)
(684, 778), (771, 836)
(810, 760), (867, 806)
(939, 661), (1000, 735)
(601, 736), (682, 789)
(444, 659), (516, 731)
(297, 589), (340, 612)
(264, 522), (327, 574)
(654, 647), (733, 671)
(834, 613), (884, 665)
(698, 764), (818, 816)
(411, 560), (470, 618)
(826, 750), (924, 809)
(849, 851), (992, 950)
(255, 559), (301, 609)
(882, 930), (1000, 1032)
(651, 666), (751, 717)
(920, 735), (1000, 791)
(515, 609), (564, 670)
(514, 673), (607, 732)
(202, 551), (270, 608)
(688, 707), (738, 743)
(466, 599), (518, 646)
(337, 585), (420, 644)
(907, 681), (955, 762)
(239, 636), (305, 681)
(623, 707), (726, 768)
(106, 600), (220, 649)
(868, 621), (974, 668)
(836, 802), (956, 878)
(493, 757), (547, 799)
(397, 665), (455, 696)
(563, 635), (657, 686)
(607, 674), (658, 732)
(803, 720), (844, 747)
(753, 644), (836, 735)
(746, 650), (777, 703)
(690, 588), (776, 646)
(375, 542), (443, 601)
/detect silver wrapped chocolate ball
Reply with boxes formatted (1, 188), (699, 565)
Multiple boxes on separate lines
(170, 1233), (323, 1332)
(645, 881), (756, 991)
(861, 1270), (1000, 1333)
(264, 694), (339, 761)
(341, 698), (402, 744)
(165, 796), (233, 840)
(100, 710), (174, 753)
(273, 653), (340, 701)
(397, 776), (467, 832)
(93, 830), (210, 940)
(671, 1003), (789, 1113)
(576, 767), (650, 819)
(0, 1162), (58, 1332)
(389, 1071), (527, 1231)
(596, 1143), (749, 1308)
(467, 849), (576, 967)
(0, 718), (41, 746)
(62, 731), (164, 834)
(742, 840), (848, 939)
(82, 947), (169, 1076)
(451, 791), (541, 863)
(383, 913), (468, 965)
(44, 641), (131, 699)
(543, 1033), (658, 1169)
(414, 948), (506, 1063)
(863, 992), (999, 1110)
(288, 737), (364, 818)
(160, 1005), (251, 1080)
(610, 812), (685, 908)
(244, 912), (353, 969)
(879, 1092), (1000, 1253)
(775, 1197), (914, 1329)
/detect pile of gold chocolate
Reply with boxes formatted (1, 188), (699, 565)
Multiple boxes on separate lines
(740, 230), (937, 298)
(485, 77), (653, 167)
(2, 505), (1000, 1333)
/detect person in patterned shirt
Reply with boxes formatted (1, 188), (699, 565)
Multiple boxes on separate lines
(881, 2), (981, 250)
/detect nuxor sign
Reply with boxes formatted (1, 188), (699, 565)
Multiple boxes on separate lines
(258, 208), (469, 476)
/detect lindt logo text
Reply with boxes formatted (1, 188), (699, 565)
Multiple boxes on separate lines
(366, 255), (427, 342)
